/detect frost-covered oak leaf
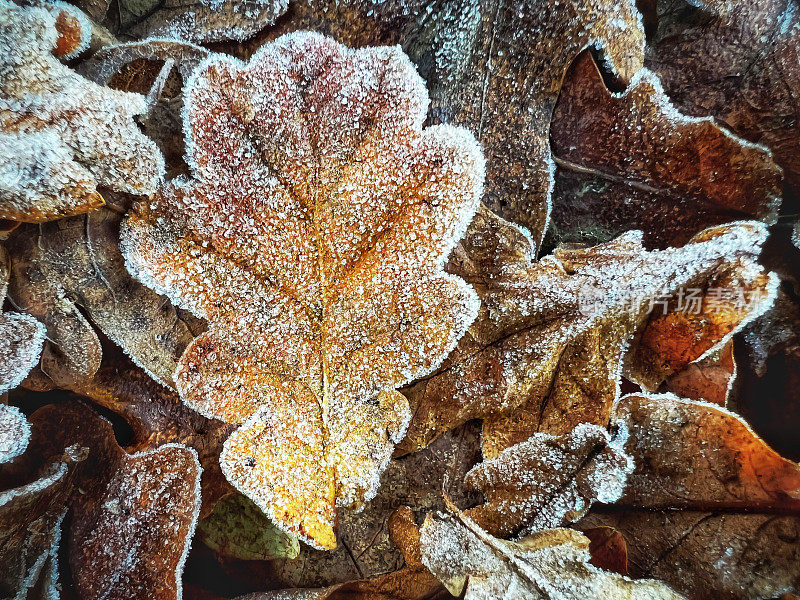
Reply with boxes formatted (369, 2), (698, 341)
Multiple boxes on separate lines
(400, 208), (776, 456)
(122, 31), (484, 550)
(464, 423), (632, 539)
(419, 502), (685, 600)
(0, 245), (45, 395)
(0, 0), (164, 223)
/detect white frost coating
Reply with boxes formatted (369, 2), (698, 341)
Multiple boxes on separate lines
(420, 508), (685, 600)
(0, 312), (46, 394)
(0, 0), (164, 221)
(465, 423), (633, 536)
(124, 31), (485, 550)
(0, 404), (31, 464)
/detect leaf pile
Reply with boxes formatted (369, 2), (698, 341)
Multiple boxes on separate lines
(0, 0), (799, 599)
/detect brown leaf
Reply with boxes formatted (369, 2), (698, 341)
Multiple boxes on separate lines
(646, 0), (800, 202)
(549, 51), (781, 249)
(661, 340), (735, 406)
(578, 392), (800, 599)
(6, 209), (200, 390)
(419, 502), (685, 599)
(0, 245), (45, 395)
(0, 400), (202, 600)
(0, 403), (30, 464)
(117, 0), (288, 44)
(582, 526), (628, 576)
(399, 206), (776, 456)
(122, 31), (484, 550)
(0, 0), (164, 223)
(262, 0), (645, 247)
(463, 423), (632, 539)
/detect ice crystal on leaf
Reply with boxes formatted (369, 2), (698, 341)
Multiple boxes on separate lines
(419, 502), (685, 600)
(464, 423), (633, 539)
(400, 208), (777, 457)
(0, 245), (45, 395)
(0, 404), (30, 464)
(0, 0), (164, 223)
(122, 31), (485, 550)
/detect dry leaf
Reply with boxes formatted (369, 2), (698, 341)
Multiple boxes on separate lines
(646, 0), (800, 200)
(419, 503), (685, 599)
(463, 423), (632, 539)
(400, 206), (776, 456)
(582, 526), (628, 576)
(122, 31), (484, 550)
(264, 0), (645, 247)
(0, 0), (164, 223)
(0, 400), (202, 600)
(661, 340), (735, 406)
(6, 210), (199, 390)
(0, 245), (45, 395)
(549, 51), (781, 249)
(119, 0), (288, 44)
(578, 392), (800, 599)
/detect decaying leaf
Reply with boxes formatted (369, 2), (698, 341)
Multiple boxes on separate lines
(198, 492), (300, 561)
(400, 206), (776, 456)
(419, 503), (685, 599)
(661, 339), (735, 406)
(0, 245), (45, 395)
(578, 392), (800, 599)
(265, 0), (646, 247)
(0, 400), (202, 600)
(122, 31), (484, 550)
(463, 423), (632, 539)
(0, 0), (163, 224)
(119, 0), (288, 44)
(646, 0), (800, 201)
(549, 51), (781, 249)
(0, 403), (30, 464)
(6, 209), (199, 390)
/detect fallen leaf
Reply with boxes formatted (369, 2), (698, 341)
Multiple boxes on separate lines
(198, 492), (300, 561)
(0, 245), (45, 395)
(118, 0), (288, 43)
(549, 51), (781, 249)
(0, 0), (164, 223)
(399, 206), (776, 456)
(264, 0), (645, 248)
(0, 400), (202, 600)
(578, 392), (800, 599)
(6, 209), (199, 390)
(419, 502), (685, 599)
(646, 0), (800, 202)
(582, 526), (628, 576)
(122, 31), (484, 550)
(463, 423), (632, 539)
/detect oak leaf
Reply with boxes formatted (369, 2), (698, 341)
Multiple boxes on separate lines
(122, 31), (485, 550)
(463, 423), (632, 539)
(578, 392), (800, 599)
(0, 0), (164, 224)
(399, 206), (776, 457)
(0, 401), (202, 600)
(267, 0), (646, 248)
(0, 245), (45, 395)
(549, 52), (781, 250)
(419, 502), (685, 599)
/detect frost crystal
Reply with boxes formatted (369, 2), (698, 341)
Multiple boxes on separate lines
(123, 31), (485, 550)
(0, 0), (164, 223)
(0, 404), (31, 464)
